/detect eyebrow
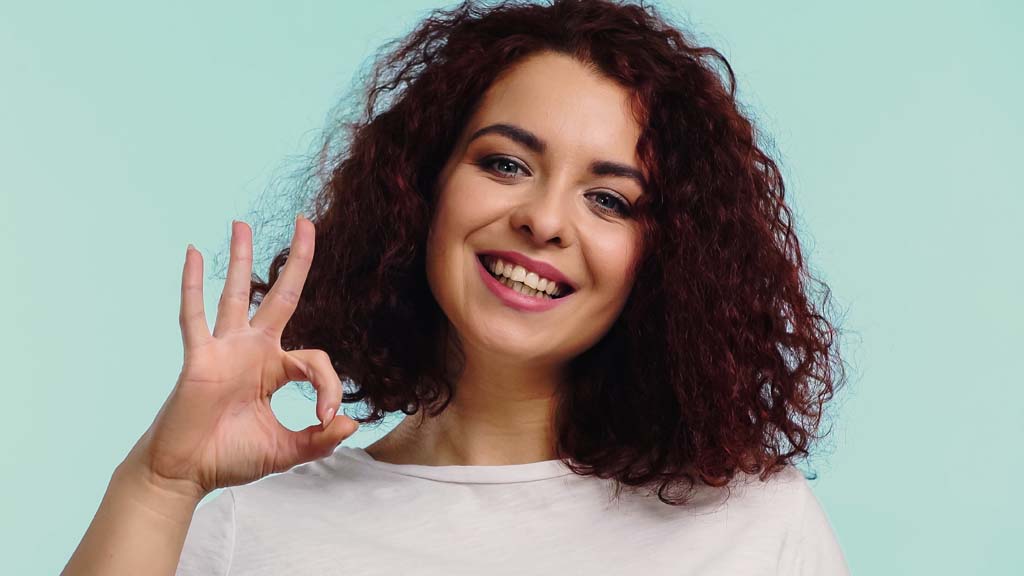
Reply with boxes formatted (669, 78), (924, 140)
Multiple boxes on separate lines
(467, 122), (647, 190)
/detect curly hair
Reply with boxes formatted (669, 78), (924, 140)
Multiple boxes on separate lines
(248, 0), (849, 506)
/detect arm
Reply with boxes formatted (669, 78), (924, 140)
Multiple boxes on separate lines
(61, 458), (206, 576)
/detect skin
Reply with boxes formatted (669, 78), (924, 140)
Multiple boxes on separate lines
(365, 51), (647, 466)
(65, 216), (362, 574)
(61, 50), (648, 575)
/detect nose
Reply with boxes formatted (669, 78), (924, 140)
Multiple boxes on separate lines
(508, 181), (576, 248)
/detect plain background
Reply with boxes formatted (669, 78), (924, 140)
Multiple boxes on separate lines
(3, 1), (1021, 574)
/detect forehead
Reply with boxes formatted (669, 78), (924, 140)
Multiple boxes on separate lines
(464, 52), (643, 163)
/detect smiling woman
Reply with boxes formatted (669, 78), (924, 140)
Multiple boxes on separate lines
(63, 1), (851, 575)
(414, 50), (649, 416)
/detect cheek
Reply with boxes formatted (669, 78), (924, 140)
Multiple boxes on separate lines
(589, 230), (641, 296)
(433, 172), (501, 233)
(424, 207), (457, 306)
(424, 182), (489, 303)
(425, 186), (466, 263)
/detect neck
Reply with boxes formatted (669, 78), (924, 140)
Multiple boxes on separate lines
(365, 324), (567, 466)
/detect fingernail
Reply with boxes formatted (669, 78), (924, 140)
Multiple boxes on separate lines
(322, 407), (335, 430)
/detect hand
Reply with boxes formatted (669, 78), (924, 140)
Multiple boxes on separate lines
(123, 215), (358, 498)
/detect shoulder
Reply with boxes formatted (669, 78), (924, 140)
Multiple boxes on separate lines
(755, 466), (850, 575)
(230, 447), (367, 502)
(726, 464), (837, 539)
(722, 465), (850, 575)
(188, 450), (376, 549)
(708, 463), (816, 514)
(609, 464), (816, 531)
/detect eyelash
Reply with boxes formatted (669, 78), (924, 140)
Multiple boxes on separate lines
(476, 155), (632, 217)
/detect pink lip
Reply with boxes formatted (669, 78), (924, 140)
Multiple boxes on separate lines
(476, 255), (573, 312)
(476, 250), (576, 291)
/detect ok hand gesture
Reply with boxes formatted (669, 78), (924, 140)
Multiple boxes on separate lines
(123, 215), (358, 498)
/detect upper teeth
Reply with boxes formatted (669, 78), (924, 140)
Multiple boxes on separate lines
(484, 256), (565, 297)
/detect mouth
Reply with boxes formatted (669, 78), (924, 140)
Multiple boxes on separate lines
(476, 254), (575, 300)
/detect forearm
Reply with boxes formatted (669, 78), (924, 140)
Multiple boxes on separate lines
(62, 461), (206, 576)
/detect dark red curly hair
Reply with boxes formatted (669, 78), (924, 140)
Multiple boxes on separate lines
(248, 0), (849, 505)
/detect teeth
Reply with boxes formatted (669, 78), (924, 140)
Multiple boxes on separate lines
(481, 254), (565, 295)
(485, 256), (565, 297)
(511, 265), (526, 283)
(483, 258), (557, 297)
(524, 271), (540, 289)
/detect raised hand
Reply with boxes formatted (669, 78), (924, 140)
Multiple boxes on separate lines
(123, 214), (358, 498)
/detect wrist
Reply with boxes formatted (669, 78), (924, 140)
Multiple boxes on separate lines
(112, 460), (207, 526)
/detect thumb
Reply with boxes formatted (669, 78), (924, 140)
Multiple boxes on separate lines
(280, 412), (360, 467)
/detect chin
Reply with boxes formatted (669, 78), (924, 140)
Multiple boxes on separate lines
(460, 320), (569, 363)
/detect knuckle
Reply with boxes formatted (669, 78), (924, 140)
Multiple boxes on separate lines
(271, 287), (301, 307)
(289, 246), (313, 262)
(179, 309), (203, 326)
(259, 323), (281, 341)
(219, 288), (250, 306)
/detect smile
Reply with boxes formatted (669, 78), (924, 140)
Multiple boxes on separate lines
(475, 255), (574, 312)
(480, 255), (569, 298)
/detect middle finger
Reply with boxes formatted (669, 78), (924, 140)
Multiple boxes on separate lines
(251, 214), (314, 339)
(213, 220), (254, 337)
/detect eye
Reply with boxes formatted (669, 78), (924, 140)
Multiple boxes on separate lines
(477, 155), (529, 179)
(586, 191), (632, 217)
(477, 155), (632, 218)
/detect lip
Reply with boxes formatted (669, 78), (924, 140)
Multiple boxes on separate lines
(475, 250), (577, 291)
(476, 255), (573, 312)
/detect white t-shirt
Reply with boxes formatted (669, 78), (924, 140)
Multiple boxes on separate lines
(176, 446), (849, 575)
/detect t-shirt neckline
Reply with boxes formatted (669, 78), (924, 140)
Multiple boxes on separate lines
(336, 446), (576, 484)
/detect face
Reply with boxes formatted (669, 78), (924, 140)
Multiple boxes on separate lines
(426, 51), (647, 368)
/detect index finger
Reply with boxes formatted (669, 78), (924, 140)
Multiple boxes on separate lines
(250, 214), (314, 339)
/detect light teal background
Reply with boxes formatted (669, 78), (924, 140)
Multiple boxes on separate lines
(2, 1), (1020, 573)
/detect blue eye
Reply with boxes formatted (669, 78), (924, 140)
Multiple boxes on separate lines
(476, 155), (632, 218)
(586, 191), (631, 217)
(479, 155), (527, 179)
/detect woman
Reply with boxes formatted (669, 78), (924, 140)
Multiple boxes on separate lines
(64, 0), (850, 574)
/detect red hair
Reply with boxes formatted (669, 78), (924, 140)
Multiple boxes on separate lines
(249, 0), (849, 505)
